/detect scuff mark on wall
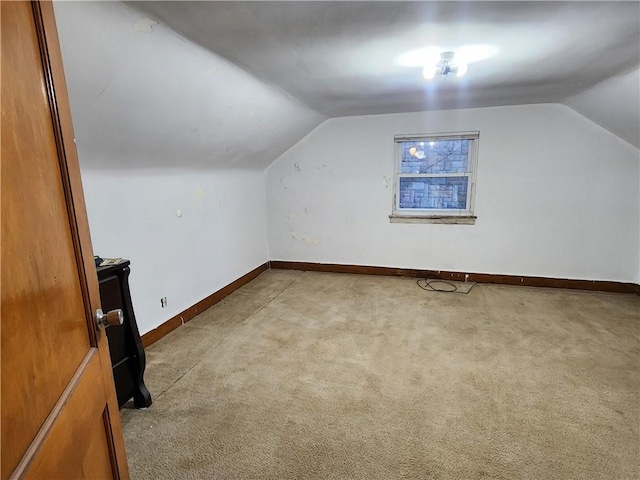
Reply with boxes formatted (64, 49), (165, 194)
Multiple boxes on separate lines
(133, 17), (158, 33)
(280, 174), (301, 203)
(313, 163), (334, 176)
(383, 175), (391, 189)
(291, 231), (320, 244)
(95, 83), (110, 100)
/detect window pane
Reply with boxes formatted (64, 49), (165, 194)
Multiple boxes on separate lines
(400, 139), (469, 174)
(399, 177), (468, 210)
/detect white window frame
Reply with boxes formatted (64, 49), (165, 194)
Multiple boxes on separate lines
(391, 131), (479, 224)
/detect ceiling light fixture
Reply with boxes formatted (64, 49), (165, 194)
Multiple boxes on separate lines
(398, 44), (496, 68)
(423, 51), (467, 80)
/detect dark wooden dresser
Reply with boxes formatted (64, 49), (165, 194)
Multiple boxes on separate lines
(97, 260), (152, 409)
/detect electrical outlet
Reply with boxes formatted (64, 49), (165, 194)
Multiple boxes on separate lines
(160, 297), (167, 308)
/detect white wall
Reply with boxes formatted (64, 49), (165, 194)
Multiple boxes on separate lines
(267, 104), (640, 283)
(81, 167), (267, 334)
(53, 0), (324, 334)
(564, 68), (640, 149)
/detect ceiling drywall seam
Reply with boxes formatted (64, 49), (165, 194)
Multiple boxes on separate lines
(53, 0), (325, 170)
(562, 68), (640, 149)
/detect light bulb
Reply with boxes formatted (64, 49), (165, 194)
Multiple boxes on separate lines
(422, 64), (437, 80)
(456, 62), (468, 77)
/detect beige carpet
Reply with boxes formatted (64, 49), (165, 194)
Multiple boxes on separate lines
(121, 270), (639, 479)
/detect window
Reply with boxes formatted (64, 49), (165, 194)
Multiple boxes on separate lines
(391, 131), (479, 224)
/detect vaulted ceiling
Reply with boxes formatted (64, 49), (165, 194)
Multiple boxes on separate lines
(54, 1), (325, 169)
(54, 1), (640, 170)
(132, 1), (639, 118)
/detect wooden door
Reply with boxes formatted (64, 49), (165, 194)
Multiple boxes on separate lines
(1, 1), (129, 478)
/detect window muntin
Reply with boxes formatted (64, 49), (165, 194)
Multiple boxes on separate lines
(393, 132), (478, 217)
(399, 177), (469, 210)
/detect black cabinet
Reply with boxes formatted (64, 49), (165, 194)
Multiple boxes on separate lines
(97, 260), (152, 409)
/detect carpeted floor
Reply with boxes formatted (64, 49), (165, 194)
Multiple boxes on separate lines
(121, 270), (639, 479)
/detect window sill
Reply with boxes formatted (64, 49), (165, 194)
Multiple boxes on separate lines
(389, 215), (477, 225)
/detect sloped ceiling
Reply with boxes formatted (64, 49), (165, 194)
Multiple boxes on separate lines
(565, 68), (640, 148)
(55, 0), (639, 172)
(132, 1), (640, 119)
(53, 1), (325, 170)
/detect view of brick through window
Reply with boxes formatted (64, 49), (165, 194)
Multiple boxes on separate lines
(399, 139), (469, 210)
